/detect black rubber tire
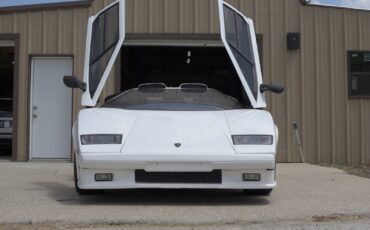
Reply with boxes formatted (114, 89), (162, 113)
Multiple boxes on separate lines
(74, 155), (103, 195)
(243, 189), (273, 196)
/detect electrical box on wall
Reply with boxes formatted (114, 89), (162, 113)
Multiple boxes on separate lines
(287, 33), (300, 50)
(349, 74), (370, 97)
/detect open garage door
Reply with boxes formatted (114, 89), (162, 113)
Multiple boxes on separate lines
(0, 42), (14, 158)
(120, 45), (253, 107)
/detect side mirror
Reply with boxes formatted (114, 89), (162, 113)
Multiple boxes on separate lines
(63, 76), (86, 92)
(260, 83), (285, 94)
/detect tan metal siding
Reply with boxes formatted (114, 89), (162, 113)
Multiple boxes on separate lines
(125, 0), (220, 34)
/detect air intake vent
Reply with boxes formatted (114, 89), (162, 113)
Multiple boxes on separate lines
(135, 170), (222, 184)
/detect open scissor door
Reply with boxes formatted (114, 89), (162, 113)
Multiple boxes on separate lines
(218, 0), (266, 108)
(81, 0), (125, 106)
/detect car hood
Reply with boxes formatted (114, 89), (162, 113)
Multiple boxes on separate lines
(77, 108), (276, 154)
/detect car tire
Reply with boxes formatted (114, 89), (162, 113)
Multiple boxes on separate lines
(74, 155), (103, 195)
(243, 189), (273, 196)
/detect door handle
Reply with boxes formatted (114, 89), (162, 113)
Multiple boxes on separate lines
(32, 105), (38, 118)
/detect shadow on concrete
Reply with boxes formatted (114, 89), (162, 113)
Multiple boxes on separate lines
(35, 181), (271, 206)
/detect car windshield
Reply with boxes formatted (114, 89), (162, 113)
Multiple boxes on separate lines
(103, 86), (245, 111)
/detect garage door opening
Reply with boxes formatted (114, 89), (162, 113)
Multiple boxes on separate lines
(0, 45), (14, 158)
(121, 45), (251, 107)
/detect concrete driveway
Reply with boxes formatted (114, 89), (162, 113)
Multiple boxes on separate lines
(0, 162), (370, 229)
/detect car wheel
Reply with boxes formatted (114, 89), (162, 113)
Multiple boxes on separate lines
(243, 189), (273, 196)
(74, 155), (103, 195)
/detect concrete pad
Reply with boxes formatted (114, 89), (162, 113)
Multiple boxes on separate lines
(0, 163), (369, 227)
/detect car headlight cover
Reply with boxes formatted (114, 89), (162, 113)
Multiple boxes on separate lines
(80, 134), (123, 145)
(232, 135), (273, 145)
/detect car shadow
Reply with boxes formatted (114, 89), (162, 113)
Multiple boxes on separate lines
(35, 181), (271, 206)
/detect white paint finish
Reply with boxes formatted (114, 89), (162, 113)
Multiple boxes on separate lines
(76, 108), (136, 153)
(78, 153), (276, 170)
(224, 110), (277, 153)
(76, 108), (278, 155)
(218, 0), (266, 108)
(74, 106), (277, 189)
(77, 167), (276, 190)
(73, 0), (278, 191)
(81, 0), (126, 106)
(30, 57), (73, 159)
(121, 111), (235, 155)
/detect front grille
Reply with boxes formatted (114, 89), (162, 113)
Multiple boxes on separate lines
(135, 170), (222, 184)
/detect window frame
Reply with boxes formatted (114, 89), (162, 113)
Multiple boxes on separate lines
(347, 50), (370, 99)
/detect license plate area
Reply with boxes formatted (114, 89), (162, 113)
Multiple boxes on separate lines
(135, 170), (222, 184)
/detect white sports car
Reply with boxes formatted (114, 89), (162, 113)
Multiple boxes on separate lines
(64, 0), (284, 195)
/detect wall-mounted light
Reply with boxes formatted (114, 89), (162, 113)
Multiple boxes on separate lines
(186, 50), (191, 64)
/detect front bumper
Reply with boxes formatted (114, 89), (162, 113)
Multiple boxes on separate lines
(76, 153), (276, 190)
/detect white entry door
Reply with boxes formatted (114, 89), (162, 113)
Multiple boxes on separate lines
(30, 57), (73, 159)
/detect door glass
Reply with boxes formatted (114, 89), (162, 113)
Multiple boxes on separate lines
(236, 14), (252, 61)
(89, 4), (119, 98)
(105, 5), (119, 49)
(224, 7), (238, 49)
(223, 5), (257, 99)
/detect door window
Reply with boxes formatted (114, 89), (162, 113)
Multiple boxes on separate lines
(223, 5), (257, 99)
(89, 4), (119, 98)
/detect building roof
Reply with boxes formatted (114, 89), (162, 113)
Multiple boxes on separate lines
(305, 0), (370, 11)
(0, 0), (92, 12)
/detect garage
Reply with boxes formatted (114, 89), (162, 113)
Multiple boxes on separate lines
(0, 0), (368, 165)
(0, 40), (15, 159)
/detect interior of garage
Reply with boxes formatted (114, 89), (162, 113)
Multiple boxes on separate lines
(0, 46), (14, 158)
(120, 45), (251, 107)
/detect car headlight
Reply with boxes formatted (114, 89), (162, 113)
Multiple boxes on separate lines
(80, 134), (123, 145)
(232, 135), (273, 145)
